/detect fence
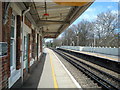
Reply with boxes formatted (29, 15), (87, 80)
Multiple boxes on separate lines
(59, 46), (119, 56)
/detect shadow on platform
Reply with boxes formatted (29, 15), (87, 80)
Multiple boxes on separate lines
(21, 53), (46, 88)
(11, 53), (47, 89)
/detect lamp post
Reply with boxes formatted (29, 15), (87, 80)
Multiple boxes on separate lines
(76, 35), (79, 46)
(70, 38), (72, 46)
(61, 42), (62, 46)
(66, 39), (68, 46)
(93, 30), (96, 53)
(72, 41), (75, 46)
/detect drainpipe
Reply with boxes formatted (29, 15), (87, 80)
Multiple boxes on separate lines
(21, 7), (30, 84)
(3, 2), (10, 25)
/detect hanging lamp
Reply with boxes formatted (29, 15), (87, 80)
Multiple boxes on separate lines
(43, 1), (49, 18)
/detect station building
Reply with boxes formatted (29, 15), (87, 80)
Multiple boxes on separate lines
(0, 1), (93, 89)
(1, 2), (43, 89)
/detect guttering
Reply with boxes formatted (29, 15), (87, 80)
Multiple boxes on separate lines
(21, 7), (30, 84)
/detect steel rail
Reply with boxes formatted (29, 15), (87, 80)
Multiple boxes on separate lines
(58, 48), (120, 73)
(58, 50), (120, 82)
(53, 49), (120, 90)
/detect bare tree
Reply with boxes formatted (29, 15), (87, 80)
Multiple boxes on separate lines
(51, 10), (118, 48)
(73, 20), (94, 46)
(61, 28), (76, 46)
(94, 10), (118, 47)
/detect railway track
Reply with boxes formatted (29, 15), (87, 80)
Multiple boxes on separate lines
(53, 49), (120, 90)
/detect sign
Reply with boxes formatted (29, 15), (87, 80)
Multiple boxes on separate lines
(0, 42), (8, 57)
(53, 0), (94, 6)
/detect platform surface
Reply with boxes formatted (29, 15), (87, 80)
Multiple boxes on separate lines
(37, 48), (81, 88)
(61, 48), (119, 62)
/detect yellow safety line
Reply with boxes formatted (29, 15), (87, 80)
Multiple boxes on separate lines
(49, 50), (58, 89)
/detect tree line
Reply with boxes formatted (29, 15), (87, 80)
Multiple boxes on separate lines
(46, 10), (119, 48)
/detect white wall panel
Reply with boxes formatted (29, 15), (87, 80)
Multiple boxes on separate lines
(60, 46), (119, 56)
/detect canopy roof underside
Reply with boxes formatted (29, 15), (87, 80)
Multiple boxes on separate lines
(17, 2), (93, 38)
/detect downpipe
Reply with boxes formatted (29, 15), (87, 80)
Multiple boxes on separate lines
(21, 7), (30, 84)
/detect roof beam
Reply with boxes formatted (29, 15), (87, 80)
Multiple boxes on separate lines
(44, 32), (60, 34)
(43, 32), (59, 37)
(44, 36), (56, 38)
(37, 20), (70, 24)
(36, 6), (70, 10)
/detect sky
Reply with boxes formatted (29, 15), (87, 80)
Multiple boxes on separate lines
(45, 1), (118, 42)
(73, 1), (118, 24)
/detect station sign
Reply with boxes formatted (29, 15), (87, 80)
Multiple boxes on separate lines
(0, 42), (8, 57)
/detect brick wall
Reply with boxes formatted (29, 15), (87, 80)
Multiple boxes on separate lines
(1, 3), (12, 89)
(0, 58), (2, 90)
(0, 2), (2, 89)
(25, 17), (31, 29)
(16, 15), (22, 70)
(0, 1), (2, 42)
(32, 29), (36, 59)
(1, 2), (43, 89)
(1, 3), (22, 89)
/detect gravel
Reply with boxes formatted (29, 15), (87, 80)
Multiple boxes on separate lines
(54, 51), (102, 90)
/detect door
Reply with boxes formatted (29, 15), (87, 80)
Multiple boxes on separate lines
(24, 34), (29, 72)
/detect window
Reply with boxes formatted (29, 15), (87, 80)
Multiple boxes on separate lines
(0, 42), (8, 57)
(10, 13), (16, 70)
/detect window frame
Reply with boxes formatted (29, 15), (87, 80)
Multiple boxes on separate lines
(10, 12), (17, 72)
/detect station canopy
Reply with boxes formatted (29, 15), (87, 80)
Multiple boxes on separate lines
(17, 1), (93, 38)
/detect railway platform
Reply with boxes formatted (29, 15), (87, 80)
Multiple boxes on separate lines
(38, 48), (81, 88)
(57, 48), (120, 74)
(59, 48), (119, 62)
(21, 48), (82, 89)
